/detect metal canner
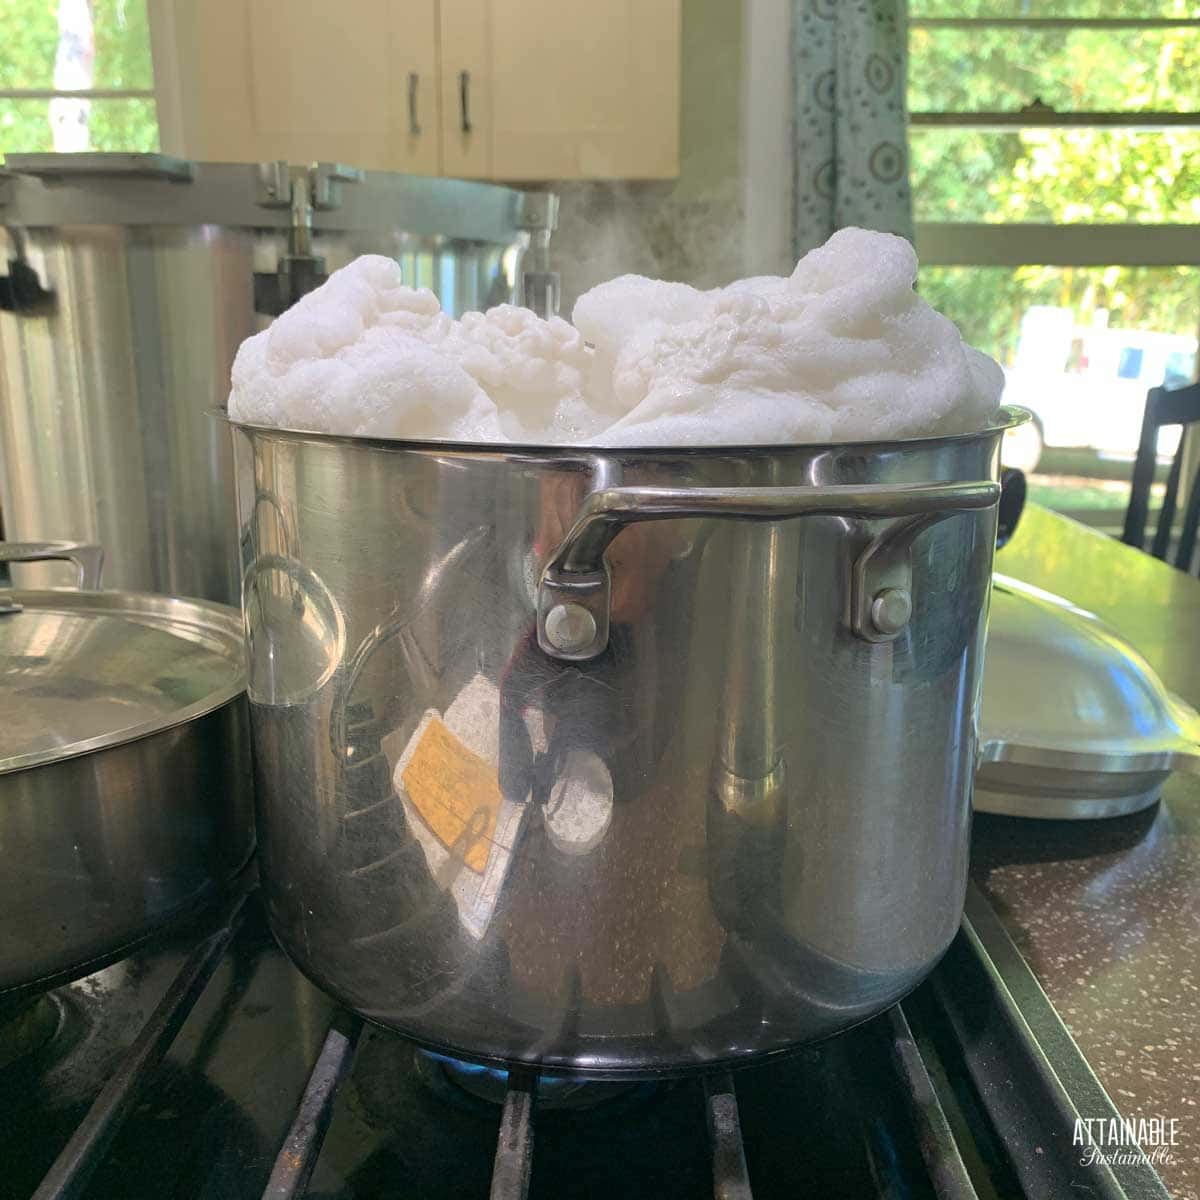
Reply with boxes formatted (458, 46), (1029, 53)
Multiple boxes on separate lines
(0, 153), (557, 601)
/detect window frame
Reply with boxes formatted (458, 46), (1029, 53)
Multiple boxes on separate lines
(0, 89), (154, 100)
(909, 14), (1200, 130)
(909, 10), (1200, 496)
(909, 15), (1200, 268)
(915, 224), (1200, 267)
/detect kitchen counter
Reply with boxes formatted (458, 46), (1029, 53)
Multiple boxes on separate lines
(976, 503), (1200, 1200)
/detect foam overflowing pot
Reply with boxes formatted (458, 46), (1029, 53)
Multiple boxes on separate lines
(228, 227), (1004, 446)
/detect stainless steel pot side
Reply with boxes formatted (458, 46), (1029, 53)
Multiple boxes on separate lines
(0, 543), (255, 997)
(230, 409), (1024, 1075)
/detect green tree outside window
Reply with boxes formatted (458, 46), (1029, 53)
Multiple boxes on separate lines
(0, 0), (158, 154)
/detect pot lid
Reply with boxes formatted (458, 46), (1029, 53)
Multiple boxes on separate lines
(0, 154), (543, 241)
(0, 588), (245, 776)
(976, 575), (1200, 817)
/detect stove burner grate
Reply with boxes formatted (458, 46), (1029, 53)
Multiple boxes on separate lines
(19, 884), (1171, 1200)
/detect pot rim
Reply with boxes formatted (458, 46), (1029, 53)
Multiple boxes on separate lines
(0, 589), (246, 777)
(218, 404), (1031, 458)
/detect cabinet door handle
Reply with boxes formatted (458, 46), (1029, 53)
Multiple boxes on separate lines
(407, 71), (421, 136)
(459, 69), (473, 134)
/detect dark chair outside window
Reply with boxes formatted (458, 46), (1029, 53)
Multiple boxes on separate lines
(1121, 381), (1200, 574)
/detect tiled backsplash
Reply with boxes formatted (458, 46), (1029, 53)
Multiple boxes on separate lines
(549, 176), (745, 315)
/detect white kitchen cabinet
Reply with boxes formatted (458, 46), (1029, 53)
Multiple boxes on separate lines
(438, 0), (492, 179)
(248, 0), (442, 174)
(150, 0), (678, 180)
(150, 0), (259, 164)
(152, 0), (441, 173)
(486, 0), (680, 180)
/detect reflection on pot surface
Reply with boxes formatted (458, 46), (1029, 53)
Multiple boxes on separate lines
(231, 413), (1019, 1075)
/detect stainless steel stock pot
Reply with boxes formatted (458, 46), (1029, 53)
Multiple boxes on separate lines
(229, 408), (1024, 1075)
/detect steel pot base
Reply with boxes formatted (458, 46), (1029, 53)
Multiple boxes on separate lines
(266, 908), (949, 1077)
(0, 870), (252, 1003)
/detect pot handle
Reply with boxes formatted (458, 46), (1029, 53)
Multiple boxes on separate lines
(536, 480), (999, 660)
(0, 540), (104, 590)
(996, 467), (1027, 550)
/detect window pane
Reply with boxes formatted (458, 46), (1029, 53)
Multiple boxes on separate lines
(0, 99), (53, 154)
(922, 264), (1198, 374)
(92, 0), (154, 90)
(922, 265), (1196, 524)
(911, 129), (1200, 222)
(88, 94), (157, 149)
(0, 0), (59, 88)
(913, 2), (1200, 16)
(0, 0), (152, 90)
(0, 97), (158, 154)
(910, 26), (1200, 112)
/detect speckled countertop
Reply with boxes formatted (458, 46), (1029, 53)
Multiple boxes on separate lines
(976, 504), (1200, 1200)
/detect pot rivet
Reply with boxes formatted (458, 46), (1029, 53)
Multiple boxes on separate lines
(870, 587), (912, 636)
(544, 603), (598, 654)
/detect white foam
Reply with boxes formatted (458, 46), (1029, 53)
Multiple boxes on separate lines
(227, 229), (1004, 446)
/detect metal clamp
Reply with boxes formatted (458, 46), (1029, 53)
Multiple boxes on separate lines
(0, 540), (105, 590)
(311, 162), (364, 211)
(536, 481), (1000, 660)
(0, 257), (54, 313)
(254, 160), (292, 209)
(254, 161), (363, 212)
(514, 191), (559, 233)
(253, 162), (362, 315)
(515, 192), (560, 318)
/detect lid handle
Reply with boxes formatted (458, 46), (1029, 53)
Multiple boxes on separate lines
(0, 541), (104, 589)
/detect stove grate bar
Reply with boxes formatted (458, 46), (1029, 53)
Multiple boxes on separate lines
(887, 1004), (980, 1200)
(261, 1015), (363, 1200)
(704, 1071), (754, 1200)
(30, 887), (250, 1200)
(489, 1068), (538, 1200)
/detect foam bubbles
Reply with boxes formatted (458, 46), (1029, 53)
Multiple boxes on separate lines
(227, 231), (1004, 446)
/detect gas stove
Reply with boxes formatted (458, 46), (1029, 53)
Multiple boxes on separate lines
(0, 886), (1170, 1200)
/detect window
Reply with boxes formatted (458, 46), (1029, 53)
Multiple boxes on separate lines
(909, 4), (1200, 529)
(0, 0), (158, 154)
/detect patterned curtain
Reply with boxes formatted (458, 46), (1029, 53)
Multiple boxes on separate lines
(791, 0), (913, 257)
